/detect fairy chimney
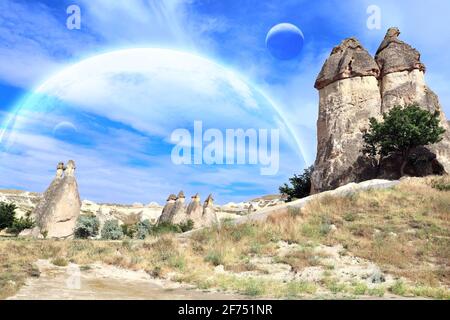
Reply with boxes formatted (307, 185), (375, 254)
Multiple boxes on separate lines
(170, 191), (188, 224)
(202, 194), (219, 227)
(375, 27), (450, 174)
(157, 194), (177, 224)
(311, 38), (381, 193)
(33, 160), (81, 239)
(186, 193), (203, 228)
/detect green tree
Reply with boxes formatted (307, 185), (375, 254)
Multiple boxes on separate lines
(0, 202), (17, 230)
(363, 104), (445, 176)
(75, 214), (100, 239)
(279, 166), (313, 202)
(101, 220), (123, 240)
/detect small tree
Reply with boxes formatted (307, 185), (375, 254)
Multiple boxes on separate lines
(363, 104), (445, 176)
(0, 202), (17, 230)
(279, 166), (313, 202)
(75, 214), (100, 239)
(101, 220), (123, 240)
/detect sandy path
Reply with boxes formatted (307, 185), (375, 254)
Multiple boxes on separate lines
(8, 260), (245, 300)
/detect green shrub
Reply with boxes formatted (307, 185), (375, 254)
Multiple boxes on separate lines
(9, 216), (35, 235)
(121, 223), (138, 238)
(101, 220), (123, 240)
(51, 257), (68, 267)
(204, 250), (224, 266)
(390, 280), (407, 296)
(149, 220), (194, 235)
(343, 212), (356, 222)
(0, 202), (16, 230)
(136, 220), (152, 239)
(179, 219), (194, 232)
(279, 166), (313, 201)
(431, 180), (450, 191)
(74, 214), (100, 239)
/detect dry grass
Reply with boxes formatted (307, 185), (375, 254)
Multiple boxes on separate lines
(0, 176), (449, 299)
(301, 176), (450, 286)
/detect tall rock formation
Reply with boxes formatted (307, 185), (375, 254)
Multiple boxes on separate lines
(202, 194), (219, 227)
(33, 160), (81, 238)
(311, 38), (381, 192)
(170, 191), (188, 224)
(157, 194), (177, 224)
(312, 28), (450, 193)
(186, 193), (203, 228)
(375, 27), (450, 173)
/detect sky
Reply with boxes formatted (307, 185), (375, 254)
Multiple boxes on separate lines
(0, 0), (450, 204)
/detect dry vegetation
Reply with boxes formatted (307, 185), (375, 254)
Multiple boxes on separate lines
(0, 176), (449, 299)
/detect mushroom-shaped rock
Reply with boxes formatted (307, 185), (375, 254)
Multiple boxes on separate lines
(157, 194), (177, 224)
(33, 160), (81, 239)
(170, 191), (188, 224)
(202, 194), (219, 227)
(187, 193), (203, 228)
(311, 37), (381, 193)
(375, 27), (425, 76)
(315, 37), (380, 90)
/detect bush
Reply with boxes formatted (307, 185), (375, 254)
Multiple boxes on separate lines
(101, 220), (123, 240)
(149, 220), (194, 235)
(51, 257), (68, 267)
(0, 202), (16, 230)
(279, 166), (313, 202)
(74, 214), (100, 239)
(121, 223), (138, 238)
(363, 104), (445, 176)
(136, 220), (152, 239)
(9, 216), (35, 235)
(179, 219), (194, 233)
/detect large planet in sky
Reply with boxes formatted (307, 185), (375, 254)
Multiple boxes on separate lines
(266, 23), (304, 60)
(0, 49), (306, 204)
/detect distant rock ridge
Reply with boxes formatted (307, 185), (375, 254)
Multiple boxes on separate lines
(157, 192), (219, 228)
(312, 27), (450, 193)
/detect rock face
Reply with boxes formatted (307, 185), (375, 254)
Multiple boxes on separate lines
(157, 194), (177, 224)
(375, 27), (450, 173)
(311, 38), (381, 192)
(170, 191), (188, 224)
(312, 28), (450, 193)
(33, 161), (81, 239)
(186, 193), (203, 228)
(202, 194), (219, 227)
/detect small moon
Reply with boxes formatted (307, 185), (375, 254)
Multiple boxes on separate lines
(53, 121), (77, 139)
(266, 23), (304, 60)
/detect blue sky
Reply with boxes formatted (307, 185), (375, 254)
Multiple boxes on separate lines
(1, 0), (450, 203)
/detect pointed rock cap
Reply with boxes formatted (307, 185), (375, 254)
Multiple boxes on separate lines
(56, 162), (65, 178)
(204, 194), (214, 204)
(375, 27), (425, 76)
(65, 160), (76, 177)
(177, 191), (185, 199)
(191, 193), (200, 200)
(167, 194), (177, 201)
(315, 37), (380, 90)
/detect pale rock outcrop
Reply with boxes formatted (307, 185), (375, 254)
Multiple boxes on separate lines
(202, 194), (219, 227)
(375, 27), (450, 174)
(32, 160), (81, 239)
(170, 191), (188, 224)
(312, 28), (450, 192)
(186, 193), (203, 228)
(157, 194), (177, 224)
(311, 38), (381, 192)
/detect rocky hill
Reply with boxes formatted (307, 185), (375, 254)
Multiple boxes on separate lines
(312, 27), (450, 193)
